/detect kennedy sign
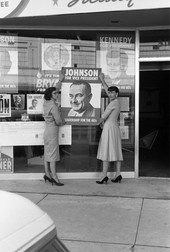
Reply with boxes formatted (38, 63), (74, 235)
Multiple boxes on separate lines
(0, 0), (170, 18)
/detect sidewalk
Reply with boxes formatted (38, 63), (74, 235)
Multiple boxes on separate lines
(0, 178), (170, 252)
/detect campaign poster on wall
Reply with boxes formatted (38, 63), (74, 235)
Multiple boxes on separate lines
(34, 42), (71, 92)
(27, 94), (44, 114)
(35, 72), (61, 92)
(0, 35), (18, 93)
(61, 67), (101, 125)
(0, 94), (11, 117)
(41, 43), (71, 71)
(96, 32), (135, 92)
(11, 94), (25, 110)
(0, 146), (14, 173)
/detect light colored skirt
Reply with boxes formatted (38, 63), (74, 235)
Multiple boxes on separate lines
(44, 125), (60, 162)
(97, 121), (123, 162)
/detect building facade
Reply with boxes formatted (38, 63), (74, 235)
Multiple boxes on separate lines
(0, 0), (170, 179)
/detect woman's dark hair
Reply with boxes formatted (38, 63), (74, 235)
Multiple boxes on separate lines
(44, 87), (57, 100)
(108, 86), (119, 95)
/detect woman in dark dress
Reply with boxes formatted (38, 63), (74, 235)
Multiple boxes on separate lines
(43, 77), (65, 186)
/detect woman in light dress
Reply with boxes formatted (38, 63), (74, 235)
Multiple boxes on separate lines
(96, 73), (123, 184)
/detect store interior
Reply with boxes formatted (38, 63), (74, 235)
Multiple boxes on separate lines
(139, 62), (170, 178)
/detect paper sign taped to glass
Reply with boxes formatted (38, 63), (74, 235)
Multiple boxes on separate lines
(0, 35), (18, 93)
(0, 146), (14, 173)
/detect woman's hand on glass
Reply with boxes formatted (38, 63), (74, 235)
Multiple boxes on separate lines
(59, 72), (64, 82)
(99, 72), (105, 82)
(98, 118), (104, 128)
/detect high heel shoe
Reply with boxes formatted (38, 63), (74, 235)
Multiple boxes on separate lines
(111, 175), (122, 183)
(43, 175), (52, 183)
(96, 176), (108, 184)
(51, 178), (64, 186)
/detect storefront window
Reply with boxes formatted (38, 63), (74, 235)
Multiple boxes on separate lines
(0, 31), (135, 174)
(140, 29), (170, 58)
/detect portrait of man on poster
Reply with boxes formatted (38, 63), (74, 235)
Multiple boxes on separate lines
(68, 81), (95, 117)
(42, 43), (71, 71)
(0, 48), (12, 80)
(29, 98), (38, 110)
(13, 94), (25, 110)
(103, 48), (134, 88)
(0, 47), (18, 93)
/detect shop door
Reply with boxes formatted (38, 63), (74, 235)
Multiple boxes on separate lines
(139, 62), (170, 177)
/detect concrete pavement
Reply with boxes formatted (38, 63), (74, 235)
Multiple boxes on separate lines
(0, 178), (170, 252)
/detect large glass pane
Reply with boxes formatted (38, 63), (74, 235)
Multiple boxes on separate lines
(140, 29), (170, 58)
(0, 30), (135, 174)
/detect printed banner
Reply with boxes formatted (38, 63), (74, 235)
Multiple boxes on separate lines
(27, 94), (44, 114)
(0, 35), (18, 93)
(96, 32), (135, 92)
(0, 146), (14, 173)
(61, 67), (101, 125)
(1, 0), (169, 19)
(0, 94), (11, 117)
(35, 72), (60, 92)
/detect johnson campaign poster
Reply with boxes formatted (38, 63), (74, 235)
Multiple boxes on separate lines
(61, 67), (101, 125)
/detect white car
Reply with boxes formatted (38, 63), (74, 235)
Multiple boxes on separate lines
(0, 190), (69, 252)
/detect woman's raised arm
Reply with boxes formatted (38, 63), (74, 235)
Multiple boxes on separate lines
(56, 71), (64, 90)
(99, 72), (109, 96)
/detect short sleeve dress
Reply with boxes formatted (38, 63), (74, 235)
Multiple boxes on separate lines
(97, 98), (123, 162)
(43, 100), (64, 162)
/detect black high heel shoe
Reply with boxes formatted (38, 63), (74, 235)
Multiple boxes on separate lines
(43, 175), (52, 183)
(96, 176), (108, 184)
(51, 178), (64, 186)
(111, 175), (122, 183)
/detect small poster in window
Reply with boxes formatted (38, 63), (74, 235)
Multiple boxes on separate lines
(0, 94), (11, 117)
(0, 146), (14, 173)
(12, 94), (25, 110)
(35, 72), (60, 93)
(41, 43), (71, 71)
(0, 35), (18, 93)
(120, 126), (129, 139)
(27, 94), (44, 114)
